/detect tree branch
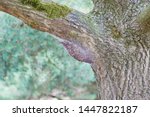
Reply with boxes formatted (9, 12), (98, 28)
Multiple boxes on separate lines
(0, 0), (95, 44)
(0, 0), (100, 63)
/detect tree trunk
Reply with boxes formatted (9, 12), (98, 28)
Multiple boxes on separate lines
(91, 0), (150, 99)
(92, 49), (150, 99)
(1, 0), (150, 99)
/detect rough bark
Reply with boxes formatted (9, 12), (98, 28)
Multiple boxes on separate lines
(91, 0), (150, 99)
(1, 0), (150, 99)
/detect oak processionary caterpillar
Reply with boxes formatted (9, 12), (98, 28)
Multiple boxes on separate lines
(60, 40), (94, 64)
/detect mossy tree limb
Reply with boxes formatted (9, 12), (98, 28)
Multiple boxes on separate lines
(0, 0), (95, 47)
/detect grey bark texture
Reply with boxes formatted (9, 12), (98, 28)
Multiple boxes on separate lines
(0, 0), (150, 99)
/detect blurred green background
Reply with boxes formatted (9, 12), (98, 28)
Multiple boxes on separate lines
(50, 0), (93, 13)
(0, 0), (96, 100)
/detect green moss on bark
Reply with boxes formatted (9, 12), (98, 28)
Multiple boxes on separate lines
(110, 26), (122, 39)
(138, 6), (150, 33)
(20, 0), (72, 18)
